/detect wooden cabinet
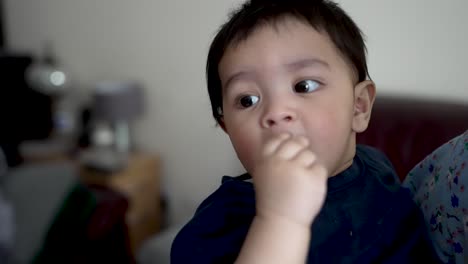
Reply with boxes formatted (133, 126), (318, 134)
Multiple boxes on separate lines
(79, 153), (162, 255)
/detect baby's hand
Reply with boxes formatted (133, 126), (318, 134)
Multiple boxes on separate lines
(252, 133), (328, 227)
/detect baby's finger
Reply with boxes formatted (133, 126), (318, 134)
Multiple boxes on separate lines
(293, 149), (317, 167)
(276, 137), (310, 159)
(307, 163), (329, 181)
(262, 133), (291, 156)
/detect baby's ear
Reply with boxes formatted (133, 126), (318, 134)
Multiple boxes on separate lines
(218, 117), (228, 133)
(216, 106), (228, 133)
(352, 80), (376, 133)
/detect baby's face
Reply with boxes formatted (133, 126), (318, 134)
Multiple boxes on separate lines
(219, 18), (359, 177)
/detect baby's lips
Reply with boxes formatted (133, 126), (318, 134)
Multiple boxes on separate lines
(264, 132), (311, 148)
(264, 132), (291, 143)
(272, 130), (307, 140)
(268, 129), (295, 138)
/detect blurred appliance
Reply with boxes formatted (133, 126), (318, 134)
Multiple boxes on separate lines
(92, 81), (144, 153)
(80, 81), (144, 172)
(25, 44), (73, 137)
(17, 45), (76, 162)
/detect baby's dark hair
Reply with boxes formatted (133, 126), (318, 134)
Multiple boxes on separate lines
(207, 0), (369, 125)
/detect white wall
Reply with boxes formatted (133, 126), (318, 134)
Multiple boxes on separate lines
(4, 0), (468, 225)
(338, 0), (468, 101)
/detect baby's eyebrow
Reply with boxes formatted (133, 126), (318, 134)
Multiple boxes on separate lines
(285, 58), (331, 71)
(223, 71), (256, 93)
(223, 58), (330, 92)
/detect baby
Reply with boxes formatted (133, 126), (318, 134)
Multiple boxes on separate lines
(172, 0), (440, 262)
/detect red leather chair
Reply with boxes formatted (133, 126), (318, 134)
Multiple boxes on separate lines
(357, 96), (468, 181)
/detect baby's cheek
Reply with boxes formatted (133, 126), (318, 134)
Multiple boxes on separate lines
(310, 113), (351, 164)
(230, 135), (259, 172)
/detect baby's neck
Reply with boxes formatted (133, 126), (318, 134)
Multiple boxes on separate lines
(330, 157), (354, 177)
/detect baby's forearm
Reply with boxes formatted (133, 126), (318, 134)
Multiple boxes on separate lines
(235, 214), (311, 264)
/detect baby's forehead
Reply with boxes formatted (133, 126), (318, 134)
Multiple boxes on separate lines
(228, 17), (331, 50)
(219, 19), (355, 80)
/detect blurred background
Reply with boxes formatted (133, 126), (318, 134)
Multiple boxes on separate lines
(0, 0), (467, 263)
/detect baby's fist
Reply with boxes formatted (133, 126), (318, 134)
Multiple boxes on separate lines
(252, 133), (328, 227)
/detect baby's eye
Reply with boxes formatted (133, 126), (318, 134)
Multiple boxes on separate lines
(294, 79), (320, 93)
(238, 95), (259, 108)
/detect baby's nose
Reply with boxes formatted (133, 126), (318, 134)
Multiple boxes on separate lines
(261, 107), (297, 129)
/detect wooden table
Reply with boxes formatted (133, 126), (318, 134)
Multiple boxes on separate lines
(79, 153), (162, 256)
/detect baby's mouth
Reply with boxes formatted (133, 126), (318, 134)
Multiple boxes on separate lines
(263, 130), (308, 146)
(269, 129), (305, 138)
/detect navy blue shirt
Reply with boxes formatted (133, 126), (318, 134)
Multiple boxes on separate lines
(171, 145), (440, 263)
